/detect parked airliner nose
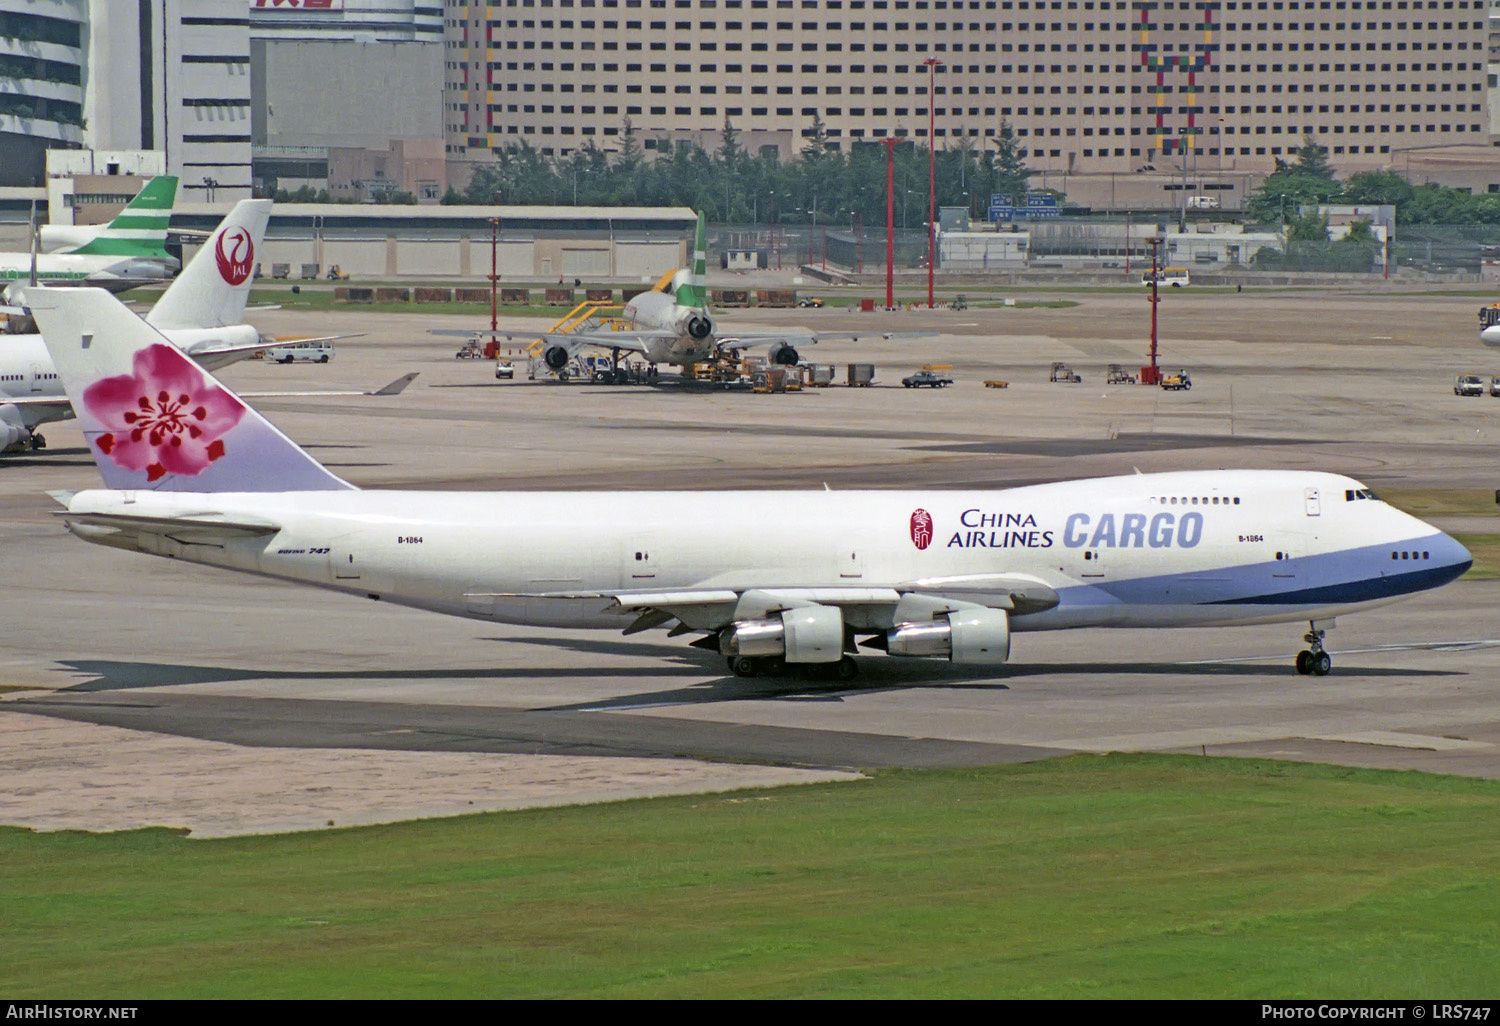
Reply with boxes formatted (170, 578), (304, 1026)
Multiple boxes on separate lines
(1481, 325), (1500, 347)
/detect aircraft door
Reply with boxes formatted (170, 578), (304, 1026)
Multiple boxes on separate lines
(1304, 487), (1321, 517)
(29, 363), (43, 393)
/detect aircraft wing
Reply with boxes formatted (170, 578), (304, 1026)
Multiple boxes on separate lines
(239, 372), (418, 399)
(716, 330), (932, 352)
(463, 576), (1059, 636)
(507, 330), (663, 356)
(0, 395), (73, 414)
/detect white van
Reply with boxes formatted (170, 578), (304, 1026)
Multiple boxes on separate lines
(1142, 268), (1191, 288)
(266, 341), (334, 364)
(1186, 195), (1221, 210)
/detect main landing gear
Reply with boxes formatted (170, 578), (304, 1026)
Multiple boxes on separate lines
(1295, 620), (1333, 676)
(727, 654), (860, 682)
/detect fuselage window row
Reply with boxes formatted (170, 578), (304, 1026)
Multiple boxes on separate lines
(1152, 496), (1241, 505)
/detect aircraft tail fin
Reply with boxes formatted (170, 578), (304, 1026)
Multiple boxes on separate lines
(28, 287), (355, 493)
(64, 176), (178, 259)
(675, 211), (708, 310)
(146, 199), (270, 330)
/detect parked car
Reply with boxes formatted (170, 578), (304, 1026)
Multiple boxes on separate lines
(1489, 377), (1500, 397)
(495, 360), (515, 380)
(1455, 374), (1485, 396)
(902, 370), (953, 388)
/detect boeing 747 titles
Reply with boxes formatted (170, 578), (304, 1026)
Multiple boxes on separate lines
(30, 287), (1471, 680)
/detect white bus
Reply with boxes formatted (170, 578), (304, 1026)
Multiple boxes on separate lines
(265, 341), (334, 364)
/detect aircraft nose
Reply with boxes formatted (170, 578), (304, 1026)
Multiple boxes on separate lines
(1481, 325), (1500, 347)
(1430, 531), (1474, 584)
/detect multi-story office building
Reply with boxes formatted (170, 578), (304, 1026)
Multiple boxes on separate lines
(0, 0), (86, 186)
(444, 0), (1489, 178)
(0, 0), (251, 197)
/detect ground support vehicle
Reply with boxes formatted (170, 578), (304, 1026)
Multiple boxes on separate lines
(1050, 362), (1082, 383)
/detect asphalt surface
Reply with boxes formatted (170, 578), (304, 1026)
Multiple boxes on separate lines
(5, 282), (1500, 835)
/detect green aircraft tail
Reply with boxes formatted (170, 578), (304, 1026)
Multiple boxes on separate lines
(66, 175), (178, 259)
(675, 211), (708, 310)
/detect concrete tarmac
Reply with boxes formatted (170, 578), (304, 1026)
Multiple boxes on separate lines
(5, 284), (1500, 834)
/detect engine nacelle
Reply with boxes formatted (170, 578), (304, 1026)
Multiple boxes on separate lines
(768, 341), (801, 365)
(676, 311), (714, 340)
(543, 345), (571, 370)
(719, 604), (844, 663)
(886, 608), (1010, 665)
(0, 408), (32, 452)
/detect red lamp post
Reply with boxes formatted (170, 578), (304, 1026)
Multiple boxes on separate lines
(881, 138), (898, 310)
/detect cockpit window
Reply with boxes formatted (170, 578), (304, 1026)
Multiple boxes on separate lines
(1344, 488), (1380, 502)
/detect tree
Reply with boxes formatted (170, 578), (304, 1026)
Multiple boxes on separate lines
(992, 120), (1031, 200)
(1340, 169), (1414, 208)
(1290, 135), (1334, 180)
(1286, 211), (1329, 243)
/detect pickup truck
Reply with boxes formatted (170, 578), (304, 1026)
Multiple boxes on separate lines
(902, 370), (953, 388)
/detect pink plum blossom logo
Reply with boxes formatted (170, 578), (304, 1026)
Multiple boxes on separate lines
(910, 508), (934, 550)
(82, 344), (245, 482)
(215, 226), (253, 286)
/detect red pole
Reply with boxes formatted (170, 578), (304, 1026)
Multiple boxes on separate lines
(924, 58), (942, 309)
(883, 138), (897, 310)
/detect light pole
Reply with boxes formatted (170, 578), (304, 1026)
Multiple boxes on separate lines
(882, 137), (898, 310)
(923, 57), (942, 309)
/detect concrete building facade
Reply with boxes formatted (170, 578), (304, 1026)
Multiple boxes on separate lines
(250, 1), (445, 197)
(0, 0), (253, 197)
(443, 0), (1489, 180)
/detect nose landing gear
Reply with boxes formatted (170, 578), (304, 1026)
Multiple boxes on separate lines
(1295, 620), (1333, 676)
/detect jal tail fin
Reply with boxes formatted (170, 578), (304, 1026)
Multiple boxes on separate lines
(146, 199), (270, 330)
(65, 176), (178, 260)
(28, 287), (354, 494)
(674, 211), (708, 310)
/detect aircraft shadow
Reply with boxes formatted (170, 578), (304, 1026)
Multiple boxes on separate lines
(49, 658), (710, 692)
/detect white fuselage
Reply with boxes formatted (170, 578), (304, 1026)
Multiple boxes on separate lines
(62, 470), (1470, 635)
(0, 251), (176, 290)
(622, 290), (716, 365)
(0, 326), (261, 440)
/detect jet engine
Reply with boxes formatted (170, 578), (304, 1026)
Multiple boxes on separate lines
(719, 604), (844, 663)
(674, 309), (714, 341)
(886, 608), (1011, 664)
(0, 408), (33, 452)
(543, 345), (571, 371)
(767, 341), (801, 365)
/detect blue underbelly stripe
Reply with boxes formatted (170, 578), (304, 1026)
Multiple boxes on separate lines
(1053, 534), (1470, 609)
(1207, 559), (1471, 606)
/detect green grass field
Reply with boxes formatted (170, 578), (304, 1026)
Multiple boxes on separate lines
(3, 754), (1498, 998)
(1381, 489), (1500, 580)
